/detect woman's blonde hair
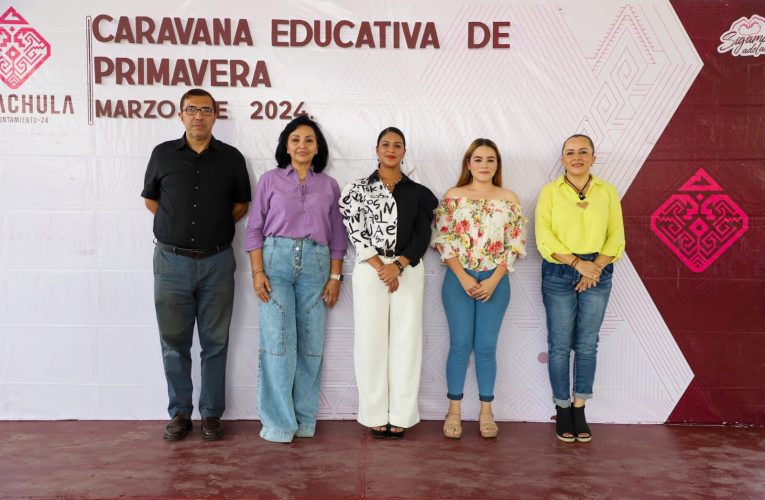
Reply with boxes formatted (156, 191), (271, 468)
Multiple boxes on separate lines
(456, 138), (503, 187)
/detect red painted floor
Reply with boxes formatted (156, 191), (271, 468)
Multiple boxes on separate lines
(0, 420), (763, 499)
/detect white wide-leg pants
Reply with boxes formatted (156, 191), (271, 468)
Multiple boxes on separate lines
(352, 257), (424, 428)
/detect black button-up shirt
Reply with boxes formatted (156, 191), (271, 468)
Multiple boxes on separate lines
(142, 135), (252, 249)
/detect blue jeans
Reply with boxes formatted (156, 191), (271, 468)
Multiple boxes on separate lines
(542, 254), (613, 408)
(153, 245), (235, 419)
(442, 267), (510, 402)
(258, 237), (330, 442)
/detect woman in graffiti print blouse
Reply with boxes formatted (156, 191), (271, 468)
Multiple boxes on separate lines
(339, 126), (437, 439)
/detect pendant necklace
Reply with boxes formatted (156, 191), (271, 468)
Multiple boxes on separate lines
(565, 174), (592, 200)
(380, 171), (402, 191)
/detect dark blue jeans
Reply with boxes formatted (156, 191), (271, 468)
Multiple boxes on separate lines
(442, 267), (511, 402)
(542, 254), (613, 408)
(153, 245), (235, 418)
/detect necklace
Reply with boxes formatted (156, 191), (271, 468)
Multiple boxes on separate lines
(565, 174), (592, 200)
(379, 171), (402, 191)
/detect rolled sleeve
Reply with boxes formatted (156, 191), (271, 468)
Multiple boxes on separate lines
(244, 173), (270, 252)
(328, 180), (348, 260)
(535, 185), (572, 262)
(600, 185), (626, 262)
(400, 187), (438, 266)
(339, 181), (377, 261)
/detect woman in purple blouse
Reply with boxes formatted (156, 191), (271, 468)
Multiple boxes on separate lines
(245, 115), (347, 443)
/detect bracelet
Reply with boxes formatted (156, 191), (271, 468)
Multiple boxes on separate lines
(329, 273), (344, 282)
(393, 260), (405, 275)
(569, 257), (580, 269)
(251, 269), (264, 276)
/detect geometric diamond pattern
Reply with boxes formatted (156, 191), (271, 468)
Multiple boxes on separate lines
(0, 7), (51, 89)
(651, 168), (748, 273)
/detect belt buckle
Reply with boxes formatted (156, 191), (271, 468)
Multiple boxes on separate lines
(188, 249), (206, 258)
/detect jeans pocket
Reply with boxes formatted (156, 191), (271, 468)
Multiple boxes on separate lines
(299, 316), (325, 357)
(299, 281), (327, 357)
(263, 243), (274, 273)
(153, 248), (177, 281)
(226, 247), (236, 273)
(601, 263), (614, 277)
(259, 297), (286, 356)
(153, 247), (161, 275)
(542, 268), (573, 294)
(312, 246), (331, 278)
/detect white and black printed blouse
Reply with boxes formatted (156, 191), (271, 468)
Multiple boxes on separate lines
(340, 171), (438, 267)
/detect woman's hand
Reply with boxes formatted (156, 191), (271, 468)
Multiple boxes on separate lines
(575, 276), (598, 293)
(377, 263), (402, 287)
(574, 260), (601, 281)
(473, 275), (501, 303)
(322, 279), (341, 307)
(387, 277), (399, 293)
(252, 272), (271, 303)
(457, 273), (480, 298)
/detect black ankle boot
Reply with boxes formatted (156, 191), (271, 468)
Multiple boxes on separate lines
(555, 405), (575, 443)
(571, 405), (592, 442)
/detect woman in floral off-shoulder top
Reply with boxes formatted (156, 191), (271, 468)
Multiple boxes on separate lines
(431, 138), (527, 439)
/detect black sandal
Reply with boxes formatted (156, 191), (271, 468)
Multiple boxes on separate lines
(571, 405), (592, 443)
(388, 425), (405, 439)
(371, 425), (389, 438)
(555, 405), (575, 443)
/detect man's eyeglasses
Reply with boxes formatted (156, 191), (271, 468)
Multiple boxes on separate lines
(183, 106), (215, 116)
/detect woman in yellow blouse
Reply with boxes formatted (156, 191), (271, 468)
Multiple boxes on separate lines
(535, 134), (625, 443)
(432, 138), (527, 439)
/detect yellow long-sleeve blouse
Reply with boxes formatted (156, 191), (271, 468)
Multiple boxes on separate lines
(535, 175), (625, 264)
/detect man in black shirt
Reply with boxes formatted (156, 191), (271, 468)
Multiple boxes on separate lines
(141, 88), (251, 441)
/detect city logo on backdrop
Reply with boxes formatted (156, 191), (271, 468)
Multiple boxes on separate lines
(0, 7), (50, 89)
(650, 169), (748, 273)
(717, 15), (765, 57)
(0, 7), (74, 123)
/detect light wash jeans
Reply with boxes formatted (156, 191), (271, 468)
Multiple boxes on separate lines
(258, 237), (330, 442)
(442, 267), (510, 402)
(153, 245), (235, 418)
(542, 254), (613, 408)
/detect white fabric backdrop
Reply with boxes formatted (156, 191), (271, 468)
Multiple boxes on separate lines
(0, 0), (699, 422)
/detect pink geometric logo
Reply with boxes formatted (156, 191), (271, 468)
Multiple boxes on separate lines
(651, 169), (748, 273)
(0, 7), (51, 89)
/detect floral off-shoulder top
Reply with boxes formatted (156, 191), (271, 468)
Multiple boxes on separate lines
(431, 197), (527, 272)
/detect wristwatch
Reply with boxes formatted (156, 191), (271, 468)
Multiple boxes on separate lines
(330, 273), (344, 282)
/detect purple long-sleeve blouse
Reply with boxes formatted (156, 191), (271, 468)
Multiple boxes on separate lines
(244, 165), (347, 260)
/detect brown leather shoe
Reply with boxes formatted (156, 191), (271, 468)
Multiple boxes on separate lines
(202, 417), (224, 441)
(163, 413), (192, 441)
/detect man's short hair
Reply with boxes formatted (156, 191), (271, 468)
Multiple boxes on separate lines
(179, 88), (217, 113)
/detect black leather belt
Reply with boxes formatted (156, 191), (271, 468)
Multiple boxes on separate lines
(156, 241), (230, 259)
(376, 248), (396, 257)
